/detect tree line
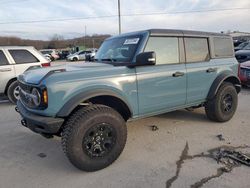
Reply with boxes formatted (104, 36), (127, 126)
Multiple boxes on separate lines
(0, 34), (111, 50)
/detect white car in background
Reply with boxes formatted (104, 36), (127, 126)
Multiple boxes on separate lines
(67, 49), (97, 61)
(40, 49), (59, 61)
(0, 46), (50, 104)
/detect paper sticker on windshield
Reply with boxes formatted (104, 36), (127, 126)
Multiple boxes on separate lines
(124, 38), (140, 45)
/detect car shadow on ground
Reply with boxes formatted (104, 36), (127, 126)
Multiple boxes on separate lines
(155, 108), (211, 123)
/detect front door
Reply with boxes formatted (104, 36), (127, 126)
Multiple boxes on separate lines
(136, 36), (187, 115)
(0, 50), (14, 93)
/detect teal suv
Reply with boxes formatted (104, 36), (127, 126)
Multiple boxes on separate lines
(16, 29), (241, 171)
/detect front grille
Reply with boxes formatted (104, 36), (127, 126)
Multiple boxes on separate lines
(247, 69), (250, 78)
(18, 81), (32, 93)
(18, 81), (33, 107)
(18, 81), (47, 110)
(240, 68), (250, 79)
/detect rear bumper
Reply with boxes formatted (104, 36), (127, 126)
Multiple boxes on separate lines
(16, 100), (64, 134)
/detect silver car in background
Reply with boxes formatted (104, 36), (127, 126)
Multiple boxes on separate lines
(67, 49), (98, 61)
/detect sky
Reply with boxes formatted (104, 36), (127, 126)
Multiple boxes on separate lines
(0, 0), (249, 40)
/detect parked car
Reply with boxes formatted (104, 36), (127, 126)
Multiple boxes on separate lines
(67, 49), (97, 61)
(234, 41), (249, 52)
(85, 49), (98, 61)
(17, 29), (240, 171)
(238, 60), (250, 87)
(0, 46), (50, 104)
(235, 43), (250, 63)
(58, 50), (70, 60)
(233, 39), (244, 47)
(66, 50), (90, 61)
(40, 49), (59, 61)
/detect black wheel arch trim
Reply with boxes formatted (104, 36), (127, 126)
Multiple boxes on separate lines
(207, 73), (241, 100)
(56, 89), (133, 118)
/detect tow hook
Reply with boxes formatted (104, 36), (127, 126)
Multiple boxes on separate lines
(15, 106), (20, 113)
(21, 119), (27, 127)
(41, 133), (53, 139)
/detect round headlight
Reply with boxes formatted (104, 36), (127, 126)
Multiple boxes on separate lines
(31, 88), (41, 107)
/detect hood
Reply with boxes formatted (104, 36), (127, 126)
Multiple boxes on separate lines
(240, 61), (250, 69)
(235, 50), (250, 56)
(19, 62), (113, 85)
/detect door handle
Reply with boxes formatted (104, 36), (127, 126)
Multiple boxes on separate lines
(206, 68), (217, 73)
(172, 72), (185, 77)
(0, 68), (12, 72)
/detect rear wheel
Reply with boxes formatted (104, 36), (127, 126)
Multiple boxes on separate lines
(7, 80), (20, 104)
(205, 82), (238, 122)
(62, 104), (127, 171)
(73, 57), (78, 61)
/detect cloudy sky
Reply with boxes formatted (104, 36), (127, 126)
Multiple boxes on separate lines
(0, 0), (249, 40)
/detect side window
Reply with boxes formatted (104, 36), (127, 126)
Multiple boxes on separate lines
(0, 50), (9, 66)
(79, 51), (86, 55)
(9, 49), (39, 64)
(213, 37), (234, 57)
(184, 38), (210, 63)
(144, 37), (179, 65)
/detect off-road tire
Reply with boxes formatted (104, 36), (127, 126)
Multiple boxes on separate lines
(205, 82), (238, 122)
(7, 80), (20, 104)
(61, 104), (127, 171)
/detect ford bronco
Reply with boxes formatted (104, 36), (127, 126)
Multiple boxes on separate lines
(16, 29), (241, 171)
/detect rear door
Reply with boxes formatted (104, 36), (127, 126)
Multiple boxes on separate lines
(7, 49), (41, 76)
(136, 36), (187, 115)
(0, 50), (15, 93)
(184, 37), (217, 104)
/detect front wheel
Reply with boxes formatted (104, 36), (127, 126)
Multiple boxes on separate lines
(205, 82), (238, 122)
(7, 80), (20, 104)
(61, 105), (127, 171)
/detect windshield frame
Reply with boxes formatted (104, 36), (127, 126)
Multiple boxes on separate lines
(94, 34), (145, 64)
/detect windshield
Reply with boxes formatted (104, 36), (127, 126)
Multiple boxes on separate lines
(243, 43), (250, 50)
(95, 35), (142, 63)
(238, 42), (248, 49)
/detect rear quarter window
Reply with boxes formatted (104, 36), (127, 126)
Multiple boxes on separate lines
(9, 49), (39, 64)
(213, 37), (234, 58)
(184, 38), (210, 63)
(0, 50), (9, 65)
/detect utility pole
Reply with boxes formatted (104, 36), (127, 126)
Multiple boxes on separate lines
(92, 39), (95, 48)
(84, 25), (87, 49)
(118, 0), (121, 34)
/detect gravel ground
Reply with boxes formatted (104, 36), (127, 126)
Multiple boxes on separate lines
(0, 89), (249, 188)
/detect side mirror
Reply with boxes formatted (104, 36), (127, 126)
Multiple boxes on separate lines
(135, 51), (156, 67)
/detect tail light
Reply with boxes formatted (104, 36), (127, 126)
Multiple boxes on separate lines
(41, 62), (51, 67)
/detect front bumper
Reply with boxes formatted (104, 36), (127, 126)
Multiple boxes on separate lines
(241, 79), (250, 87)
(16, 100), (64, 134)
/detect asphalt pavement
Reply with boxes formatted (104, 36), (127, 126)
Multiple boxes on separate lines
(0, 89), (250, 188)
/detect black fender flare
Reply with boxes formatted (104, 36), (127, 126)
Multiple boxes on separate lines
(56, 89), (133, 117)
(207, 73), (241, 100)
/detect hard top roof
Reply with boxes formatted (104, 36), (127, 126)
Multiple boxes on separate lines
(107, 29), (230, 40)
(148, 29), (230, 37)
